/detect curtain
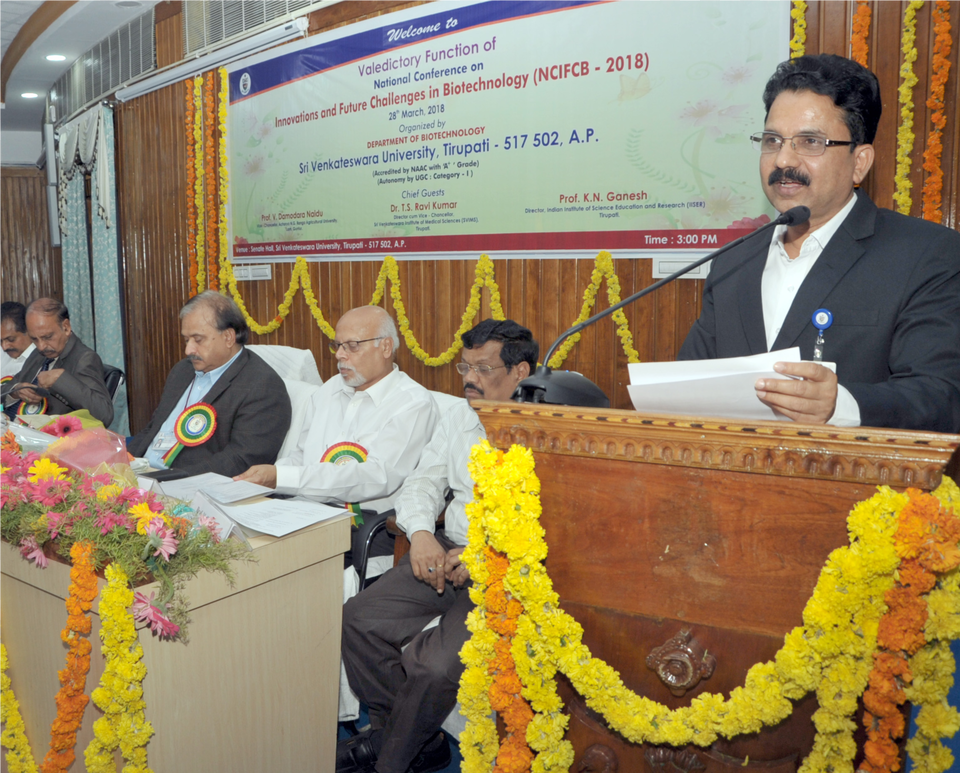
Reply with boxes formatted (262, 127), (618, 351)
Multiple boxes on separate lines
(58, 173), (93, 346)
(90, 107), (129, 435)
(57, 105), (129, 434)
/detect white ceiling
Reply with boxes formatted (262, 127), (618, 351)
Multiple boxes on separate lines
(1, 0), (160, 133)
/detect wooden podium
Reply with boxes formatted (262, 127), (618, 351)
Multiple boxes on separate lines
(1, 515), (350, 773)
(475, 402), (960, 773)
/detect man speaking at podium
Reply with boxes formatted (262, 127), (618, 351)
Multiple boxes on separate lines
(678, 54), (960, 434)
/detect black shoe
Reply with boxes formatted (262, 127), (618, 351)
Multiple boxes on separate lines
(336, 728), (379, 773)
(407, 732), (451, 773)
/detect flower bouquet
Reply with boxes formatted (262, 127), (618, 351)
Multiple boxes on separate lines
(1, 429), (255, 772)
(1, 430), (252, 639)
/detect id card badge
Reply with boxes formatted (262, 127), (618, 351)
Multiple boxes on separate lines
(152, 431), (177, 454)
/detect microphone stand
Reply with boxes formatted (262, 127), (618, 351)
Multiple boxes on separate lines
(516, 206), (811, 407)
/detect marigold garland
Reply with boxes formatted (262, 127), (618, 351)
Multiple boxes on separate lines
(462, 441), (960, 773)
(922, 1), (953, 224)
(790, 1), (807, 58)
(218, 67), (231, 291)
(185, 80), (199, 295)
(40, 540), (97, 773)
(203, 71), (219, 292)
(861, 487), (960, 773)
(1, 643), (39, 773)
(546, 251), (640, 368)
(851, 1), (872, 68)
(192, 75), (206, 292)
(83, 563), (154, 773)
(893, 1), (924, 216)
(218, 250), (640, 368)
(482, 547), (534, 773)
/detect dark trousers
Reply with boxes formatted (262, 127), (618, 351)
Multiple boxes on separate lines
(341, 531), (472, 773)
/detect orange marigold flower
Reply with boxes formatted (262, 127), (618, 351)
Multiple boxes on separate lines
(897, 559), (935, 593)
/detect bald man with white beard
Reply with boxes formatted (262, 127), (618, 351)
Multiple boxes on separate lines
(237, 306), (439, 515)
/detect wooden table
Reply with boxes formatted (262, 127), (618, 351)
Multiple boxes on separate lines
(1, 515), (350, 773)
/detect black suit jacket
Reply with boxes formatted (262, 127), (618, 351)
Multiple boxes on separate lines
(678, 190), (960, 433)
(10, 334), (114, 426)
(128, 348), (292, 477)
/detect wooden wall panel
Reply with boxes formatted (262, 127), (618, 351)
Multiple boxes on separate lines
(155, 2), (184, 69)
(95, 1), (960, 432)
(115, 83), (191, 432)
(0, 167), (62, 305)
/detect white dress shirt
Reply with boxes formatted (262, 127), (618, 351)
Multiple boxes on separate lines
(145, 348), (244, 469)
(275, 366), (439, 514)
(395, 399), (484, 548)
(761, 194), (860, 426)
(1, 344), (36, 380)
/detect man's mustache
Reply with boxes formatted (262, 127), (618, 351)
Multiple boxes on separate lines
(464, 384), (484, 397)
(768, 168), (811, 187)
(187, 354), (202, 362)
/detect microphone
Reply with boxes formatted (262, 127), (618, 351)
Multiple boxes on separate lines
(516, 206), (811, 407)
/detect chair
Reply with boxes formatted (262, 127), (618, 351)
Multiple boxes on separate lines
(102, 365), (125, 401)
(247, 345), (323, 385)
(278, 378), (321, 460)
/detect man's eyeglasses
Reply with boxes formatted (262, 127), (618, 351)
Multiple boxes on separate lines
(750, 132), (855, 156)
(455, 363), (506, 376)
(329, 337), (384, 355)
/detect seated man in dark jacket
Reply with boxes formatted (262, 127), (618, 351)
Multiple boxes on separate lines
(5, 298), (113, 425)
(128, 291), (291, 477)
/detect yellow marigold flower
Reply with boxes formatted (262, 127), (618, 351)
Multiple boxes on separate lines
(97, 484), (123, 501)
(925, 587), (960, 640)
(933, 476), (960, 514)
(28, 456), (69, 483)
(916, 701), (960, 739)
(128, 502), (158, 534)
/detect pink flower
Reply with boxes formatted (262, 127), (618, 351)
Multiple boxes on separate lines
(197, 515), (222, 544)
(1, 449), (24, 472)
(80, 472), (113, 497)
(18, 535), (48, 569)
(132, 590), (155, 620)
(117, 488), (163, 510)
(145, 522), (178, 561)
(96, 509), (133, 535)
(727, 214), (772, 231)
(46, 510), (70, 539)
(41, 415), (83, 437)
(31, 478), (71, 507)
(132, 591), (181, 639)
(1, 484), (27, 510)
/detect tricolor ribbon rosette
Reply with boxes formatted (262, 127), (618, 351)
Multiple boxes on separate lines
(17, 397), (47, 416)
(162, 402), (217, 466)
(321, 441), (368, 525)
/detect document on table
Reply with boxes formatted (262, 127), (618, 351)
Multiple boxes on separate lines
(217, 498), (350, 537)
(627, 348), (833, 421)
(158, 472), (273, 503)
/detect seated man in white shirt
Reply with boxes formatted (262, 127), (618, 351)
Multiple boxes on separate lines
(337, 319), (538, 773)
(236, 306), (439, 522)
(128, 291), (291, 478)
(1, 302), (36, 384)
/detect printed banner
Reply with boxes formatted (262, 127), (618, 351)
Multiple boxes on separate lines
(226, 0), (789, 260)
